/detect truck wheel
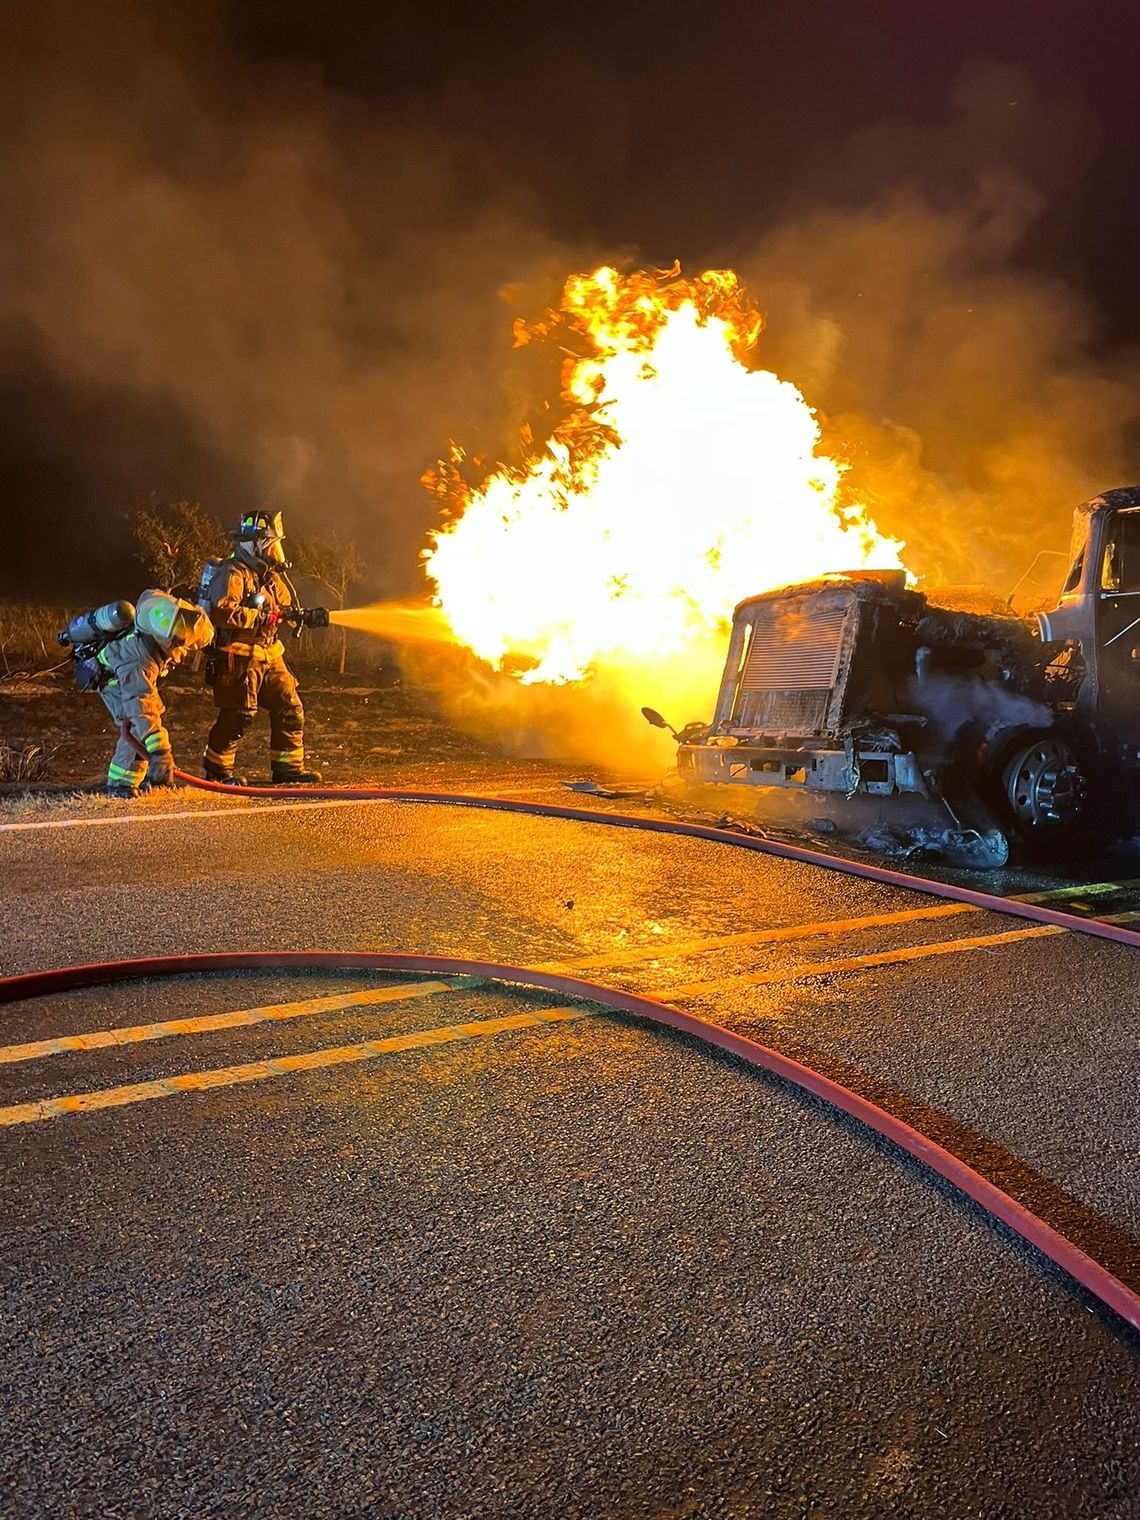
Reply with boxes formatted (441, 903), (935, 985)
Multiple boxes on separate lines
(1001, 736), (1088, 834)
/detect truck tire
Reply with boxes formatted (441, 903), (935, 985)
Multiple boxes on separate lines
(1000, 733), (1089, 837)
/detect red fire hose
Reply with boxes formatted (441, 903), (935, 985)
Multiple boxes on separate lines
(21, 763), (1136, 1331)
(176, 769), (1140, 952)
(1, 946), (1138, 1334)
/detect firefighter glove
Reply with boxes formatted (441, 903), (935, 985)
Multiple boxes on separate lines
(145, 754), (176, 788)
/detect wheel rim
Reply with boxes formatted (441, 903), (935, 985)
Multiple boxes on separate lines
(1003, 738), (1087, 829)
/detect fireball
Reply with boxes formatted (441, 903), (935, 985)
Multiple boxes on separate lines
(424, 264), (905, 688)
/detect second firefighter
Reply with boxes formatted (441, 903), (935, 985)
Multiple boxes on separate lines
(202, 510), (329, 785)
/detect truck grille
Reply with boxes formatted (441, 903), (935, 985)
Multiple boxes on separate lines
(738, 688), (832, 733)
(734, 603), (848, 735)
(739, 605), (847, 690)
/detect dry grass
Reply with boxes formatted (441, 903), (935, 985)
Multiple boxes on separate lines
(0, 604), (71, 678)
(0, 784), (260, 823)
(0, 740), (54, 782)
(283, 625), (394, 674)
(0, 788), (106, 820)
(0, 601), (393, 678)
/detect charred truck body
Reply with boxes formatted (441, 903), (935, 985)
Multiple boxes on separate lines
(661, 488), (1140, 865)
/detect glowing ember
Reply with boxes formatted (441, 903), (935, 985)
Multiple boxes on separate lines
(424, 264), (905, 687)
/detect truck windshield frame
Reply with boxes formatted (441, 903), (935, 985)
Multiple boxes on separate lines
(1100, 507), (1140, 596)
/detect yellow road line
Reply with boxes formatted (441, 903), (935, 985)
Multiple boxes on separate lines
(5, 871), (1140, 1075)
(542, 881), (1140, 977)
(652, 907), (1140, 999)
(1013, 876), (1140, 902)
(0, 1005), (591, 1127)
(534, 903), (972, 974)
(6, 907), (1140, 1127)
(660, 924), (1065, 999)
(0, 979), (462, 1067)
(0, 906), (973, 1070)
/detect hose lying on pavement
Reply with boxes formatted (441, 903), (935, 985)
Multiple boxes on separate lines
(2, 947), (1138, 1335)
(175, 770), (1140, 953)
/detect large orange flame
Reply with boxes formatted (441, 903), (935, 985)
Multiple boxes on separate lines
(423, 264), (905, 691)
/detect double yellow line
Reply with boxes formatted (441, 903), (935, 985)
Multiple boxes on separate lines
(2, 881), (1137, 1129)
(0, 979), (464, 1067)
(0, 1005), (590, 1128)
(0, 903), (973, 1075)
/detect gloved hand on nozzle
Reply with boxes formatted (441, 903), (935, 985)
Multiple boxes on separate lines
(280, 606), (330, 629)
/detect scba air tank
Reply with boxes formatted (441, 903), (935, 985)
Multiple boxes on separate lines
(58, 600), (136, 648)
(197, 559), (223, 611)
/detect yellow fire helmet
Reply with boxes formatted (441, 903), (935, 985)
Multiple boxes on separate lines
(135, 590), (215, 653)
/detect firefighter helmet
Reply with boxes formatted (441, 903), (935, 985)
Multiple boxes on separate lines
(135, 590), (214, 654)
(235, 509), (286, 565)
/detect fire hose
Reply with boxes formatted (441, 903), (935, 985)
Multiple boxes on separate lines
(24, 755), (1134, 1332)
(177, 767), (1140, 952)
(2, 944), (1138, 1334)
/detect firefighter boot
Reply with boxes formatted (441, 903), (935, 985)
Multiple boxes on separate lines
(203, 761), (248, 787)
(106, 784), (139, 800)
(271, 763), (322, 785)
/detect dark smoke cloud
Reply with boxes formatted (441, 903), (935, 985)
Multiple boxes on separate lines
(0, 0), (588, 600)
(1, 6), (1136, 643)
(737, 64), (1140, 599)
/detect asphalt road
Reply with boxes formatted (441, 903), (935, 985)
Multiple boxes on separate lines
(1, 790), (1138, 1518)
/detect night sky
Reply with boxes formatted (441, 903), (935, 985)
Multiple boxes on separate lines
(2, 0), (1139, 600)
(239, 0), (1140, 321)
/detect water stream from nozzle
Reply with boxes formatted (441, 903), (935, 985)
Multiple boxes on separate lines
(329, 601), (459, 648)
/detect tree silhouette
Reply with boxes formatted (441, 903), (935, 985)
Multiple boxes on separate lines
(290, 532), (366, 674)
(130, 500), (227, 597)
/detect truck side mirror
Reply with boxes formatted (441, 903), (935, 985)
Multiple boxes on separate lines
(641, 706), (681, 740)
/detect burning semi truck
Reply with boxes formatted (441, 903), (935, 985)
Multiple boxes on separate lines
(645, 487), (1140, 866)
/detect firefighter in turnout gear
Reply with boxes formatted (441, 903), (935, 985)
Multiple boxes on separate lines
(202, 510), (329, 784)
(95, 592), (214, 799)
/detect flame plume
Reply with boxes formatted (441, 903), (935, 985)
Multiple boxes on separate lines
(424, 264), (905, 691)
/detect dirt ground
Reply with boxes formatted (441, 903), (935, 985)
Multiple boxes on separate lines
(0, 667), (595, 796)
(11, 665), (1131, 893)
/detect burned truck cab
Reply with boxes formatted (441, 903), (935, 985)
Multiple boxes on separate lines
(664, 487), (1140, 861)
(682, 572), (931, 803)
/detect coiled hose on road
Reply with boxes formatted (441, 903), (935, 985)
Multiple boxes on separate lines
(9, 765), (1139, 1334)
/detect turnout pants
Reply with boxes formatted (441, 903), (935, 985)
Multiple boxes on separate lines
(100, 684), (171, 790)
(205, 650), (306, 775)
